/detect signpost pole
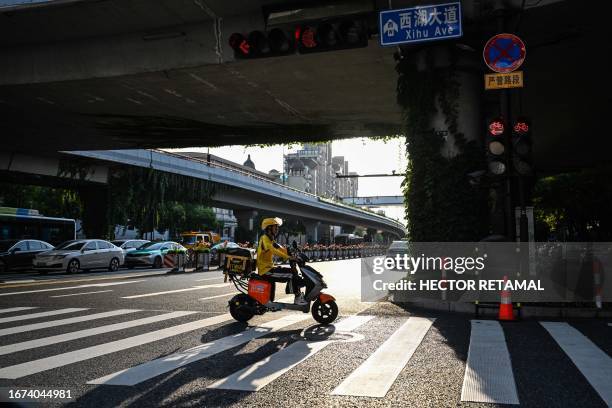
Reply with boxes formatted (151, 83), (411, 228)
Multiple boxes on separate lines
(495, 5), (515, 242)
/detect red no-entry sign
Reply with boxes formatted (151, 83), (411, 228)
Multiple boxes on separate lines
(483, 33), (526, 73)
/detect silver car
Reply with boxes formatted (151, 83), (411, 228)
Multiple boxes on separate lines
(34, 239), (124, 274)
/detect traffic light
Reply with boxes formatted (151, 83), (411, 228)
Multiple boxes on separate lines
(296, 18), (368, 54)
(486, 117), (507, 177)
(229, 17), (368, 59)
(229, 28), (295, 59)
(512, 117), (533, 176)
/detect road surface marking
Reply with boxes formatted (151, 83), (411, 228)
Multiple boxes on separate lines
(0, 280), (145, 296)
(332, 316), (435, 398)
(122, 283), (230, 299)
(461, 320), (519, 405)
(199, 293), (236, 301)
(0, 309), (141, 336)
(541, 322), (612, 406)
(88, 314), (311, 385)
(50, 290), (113, 298)
(0, 311), (195, 356)
(0, 313), (232, 379)
(207, 315), (374, 391)
(0, 271), (164, 288)
(0, 308), (88, 324)
(0, 307), (38, 314)
(1, 279), (37, 284)
(194, 277), (224, 282)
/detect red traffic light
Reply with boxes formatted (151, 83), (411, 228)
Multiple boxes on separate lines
(300, 26), (317, 49)
(229, 33), (250, 56)
(488, 119), (505, 136)
(513, 120), (529, 134)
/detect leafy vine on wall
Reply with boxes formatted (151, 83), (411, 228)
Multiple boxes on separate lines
(397, 48), (487, 241)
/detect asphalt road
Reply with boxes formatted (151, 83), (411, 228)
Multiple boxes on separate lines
(0, 259), (609, 407)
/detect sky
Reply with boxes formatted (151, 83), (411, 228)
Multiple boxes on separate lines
(167, 137), (408, 223)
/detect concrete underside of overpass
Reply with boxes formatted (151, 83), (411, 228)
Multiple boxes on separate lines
(0, 0), (609, 175)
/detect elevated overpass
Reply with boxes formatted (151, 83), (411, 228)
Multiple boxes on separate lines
(64, 149), (406, 238)
(342, 196), (404, 207)
(0, 0), (607, 175)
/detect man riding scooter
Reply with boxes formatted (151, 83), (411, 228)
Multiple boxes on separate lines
(257, 217), (307, 306)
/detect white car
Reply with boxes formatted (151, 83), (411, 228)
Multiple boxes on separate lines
(34, 239), (124, 274)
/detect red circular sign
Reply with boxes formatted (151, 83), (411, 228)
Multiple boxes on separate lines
(483, 33), (526, 73)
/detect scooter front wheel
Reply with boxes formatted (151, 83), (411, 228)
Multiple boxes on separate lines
(311, 299), (338, 325)
(229, 294), (256, 322)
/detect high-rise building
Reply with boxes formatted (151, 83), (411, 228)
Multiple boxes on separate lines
(283, 143), (357, 199)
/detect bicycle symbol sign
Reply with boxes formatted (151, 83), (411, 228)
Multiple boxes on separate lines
(483, 33), (526, 73)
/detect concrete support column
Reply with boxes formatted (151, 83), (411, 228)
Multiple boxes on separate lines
(305, 220), (322, 244)
(79, 185), (110, 239)
(234, 210), (258, 244)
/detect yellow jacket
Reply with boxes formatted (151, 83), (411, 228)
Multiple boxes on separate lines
(256, 234), (289, 275)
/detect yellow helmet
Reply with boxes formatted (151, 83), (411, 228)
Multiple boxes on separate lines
(261, 217), (283, 230)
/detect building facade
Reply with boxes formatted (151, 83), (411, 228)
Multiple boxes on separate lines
(281, 143), (357, 199)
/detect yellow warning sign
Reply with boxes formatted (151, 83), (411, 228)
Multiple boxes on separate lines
(485, 71), (524, 90)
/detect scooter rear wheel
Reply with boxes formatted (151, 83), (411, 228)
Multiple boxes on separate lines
(229, 294), (256, 322)
(311, 299), (338, 324)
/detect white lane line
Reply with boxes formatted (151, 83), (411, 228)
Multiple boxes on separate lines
(0, 307), (38, 314)
(541, 322), (612, 406)
(88, 314), (311, 385)
(0, 309), (141, 336)
(461, 320), (519, 405)
(332, 316), (435, 398)
(2, 279), (37, 284)
(122, 283), (230, 299)
(0, 311), (195, 356)
(199, 293), (236, 301)
(50, 290), (113, 298)
(208, 315), (374, 392)
(0, 313), (233, 379)
(194, 277), (224, 282)
(0, 308), (88, 324)
(0, 280), (145, 296)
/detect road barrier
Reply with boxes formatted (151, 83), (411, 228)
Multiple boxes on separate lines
(302, 246), (386, 262)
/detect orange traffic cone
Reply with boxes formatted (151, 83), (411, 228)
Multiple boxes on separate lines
(498, 275), (515, 321)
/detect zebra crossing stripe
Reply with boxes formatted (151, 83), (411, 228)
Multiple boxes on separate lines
(332, 316), (435, 398)
(0, 309), (141, 337)
(541, 322), (612, 406)
(461, 320), (519, 405)
(0, 313), (233, 379)
(199, 293), (236, 301)
(121, 283), (230, 299)
(88, 314), (312, 385)
(0, 307), (38, 314)
(0, 311), (195, 356)
(0, 308), (88, 324)
(207, 315), (374, 392)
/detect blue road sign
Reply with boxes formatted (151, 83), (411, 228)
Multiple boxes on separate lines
(379, 2), (462, 47)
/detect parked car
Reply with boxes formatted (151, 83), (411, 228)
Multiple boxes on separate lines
(0, 239), (54, 272)
(385, 240), (410, 270)
(34, 239), (124, 274)
(111, 239), (151, 256)
(124, 241), (186, 269)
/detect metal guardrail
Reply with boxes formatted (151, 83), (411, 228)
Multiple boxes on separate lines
(155, 149), (405, 229)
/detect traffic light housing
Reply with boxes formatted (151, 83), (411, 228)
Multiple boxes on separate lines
(296, 18), (368, 54)
(486, 117), (507, 177)
(229, 17), (368, 59)
(229, 28), (295, 59)
(512, 117), (533, 176)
